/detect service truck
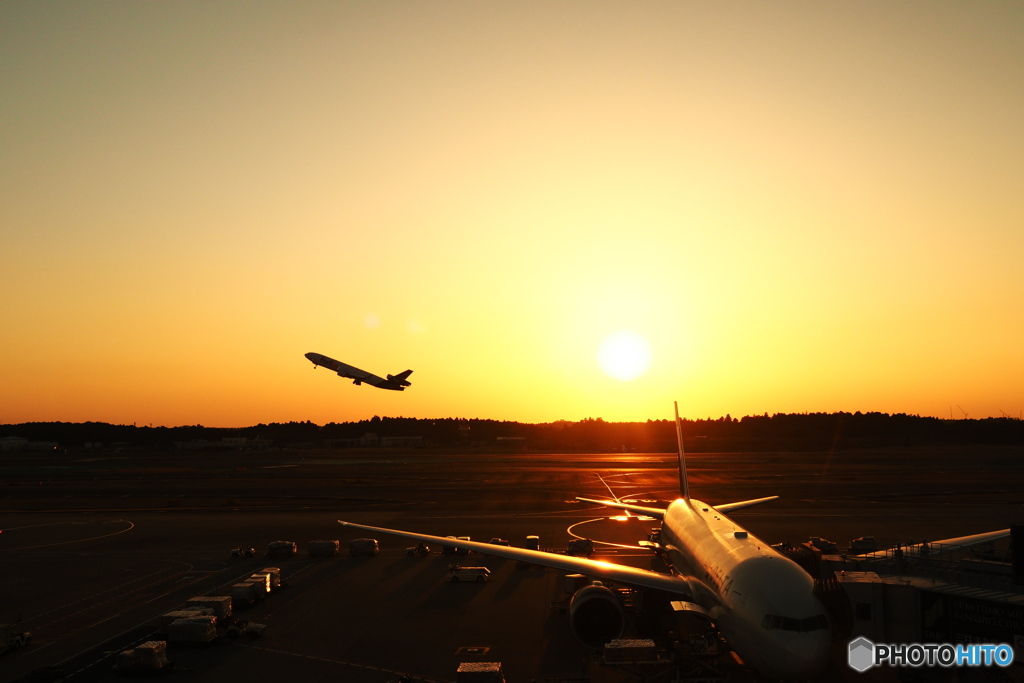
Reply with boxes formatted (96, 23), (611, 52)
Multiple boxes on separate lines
(849, 536), (878, 554)
(160, 609), (212, 634)
(185, 596), (232, 620)
(456, 661), (506, 683)
(266, 540), (297, 559)
(308, 539), (340, 558)
(349, 538), (379, 557)
(566, 538), (594, 557)
(167, 616), (217, 645)
(406, 542), (430, 557)
(247, 573), (271, 600)
(449, 567), (490, 582)
(231, 581), (260, 608)
(260, 567), (282, 590)
(113, 641), (170, 673)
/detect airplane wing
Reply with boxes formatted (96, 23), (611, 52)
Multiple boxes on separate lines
(327, 359), (390, 387)
(358, 372), (392, 387)
(854, 528), (1010, 559)
(575, 497), (666, 519)
(713, 496), (780, 513)
(336, 363), (382, 383)
(575, 495), (779, 518)
(337, 520), (693, 596)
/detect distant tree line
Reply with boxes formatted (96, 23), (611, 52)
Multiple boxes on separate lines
(1, 412), (1022, 452)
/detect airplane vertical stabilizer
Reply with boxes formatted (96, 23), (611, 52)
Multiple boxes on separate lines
(675, 401), (690, 500)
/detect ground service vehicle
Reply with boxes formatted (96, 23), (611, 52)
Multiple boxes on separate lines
(230, 546), (255, 558)
(406, 542), (430, 557)
(226, 618), (266, 639)
(1, 631), (31, 655)
(566, 539), (594, 556)
(167, 616), (217, 644)
(456, 661), (505, 682)
(231, 582), (260, 608)
(161, 609), (212, 633)
(266, 541), (297, 559)
(247, 573), (271, 600)
(349, 538), (379, 557)
(185, 596), (232, 620)
(113, 641), (169, 673)
(258, 567), (282, 590)
(449, 567), (490, 582)
(808, 536), (837, 552)
(308, 539), (340, 558)
(849, 536), (878, 553)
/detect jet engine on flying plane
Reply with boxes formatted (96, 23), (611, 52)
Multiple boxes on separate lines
(568, 582), (626, 648)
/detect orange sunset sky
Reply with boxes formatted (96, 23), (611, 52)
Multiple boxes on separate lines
(2, 2), (1022, 427)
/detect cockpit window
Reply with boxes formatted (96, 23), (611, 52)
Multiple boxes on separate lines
(761, 613), (829, 632)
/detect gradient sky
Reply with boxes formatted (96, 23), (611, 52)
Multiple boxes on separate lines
(2, 2), (1022, 427)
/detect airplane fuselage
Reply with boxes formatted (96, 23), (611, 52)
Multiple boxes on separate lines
(660, 498), (831, 679)
(305, 352), (412, 391)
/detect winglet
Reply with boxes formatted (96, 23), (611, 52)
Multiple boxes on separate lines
(675, 401), (689, 501)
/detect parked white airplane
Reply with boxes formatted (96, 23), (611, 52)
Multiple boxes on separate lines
(305, 352), (412, 391)
(340, 403), (832, 678)
(339, 404), (1010, 678)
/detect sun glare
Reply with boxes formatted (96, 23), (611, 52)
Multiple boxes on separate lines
(597, 331), (652, 382)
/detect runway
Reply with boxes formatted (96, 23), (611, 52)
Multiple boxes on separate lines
(1, 447), (1021, 682)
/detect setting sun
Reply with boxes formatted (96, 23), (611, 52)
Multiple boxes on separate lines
(1, 3), (1021, 426)
(597, 331), (653, 382)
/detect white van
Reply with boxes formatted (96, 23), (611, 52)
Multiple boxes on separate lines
(449, 566), (490, 583)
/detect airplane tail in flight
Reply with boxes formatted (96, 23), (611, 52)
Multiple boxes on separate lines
(387, 370), (413, 386)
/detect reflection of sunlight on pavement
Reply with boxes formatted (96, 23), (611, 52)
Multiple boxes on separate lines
(568, 516), (656, 549)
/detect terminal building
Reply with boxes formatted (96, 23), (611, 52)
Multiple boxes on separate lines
(782, 528), (1024, 656)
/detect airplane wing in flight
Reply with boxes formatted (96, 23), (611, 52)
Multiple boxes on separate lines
(337, 519), (695, 596)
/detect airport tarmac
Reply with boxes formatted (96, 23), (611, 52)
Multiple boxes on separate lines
(1, 447), (1021, 682)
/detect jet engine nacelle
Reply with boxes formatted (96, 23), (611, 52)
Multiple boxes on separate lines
(568, 582), (625, 648)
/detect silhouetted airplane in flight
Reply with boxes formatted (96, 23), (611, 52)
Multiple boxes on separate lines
(305, 352), (412, 391)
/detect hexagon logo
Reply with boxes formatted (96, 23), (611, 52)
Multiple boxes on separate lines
(848, 637), (875, 672)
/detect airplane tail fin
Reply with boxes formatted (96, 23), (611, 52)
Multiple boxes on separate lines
(387, 369), (413, 386)
(675, 401), (690, 501)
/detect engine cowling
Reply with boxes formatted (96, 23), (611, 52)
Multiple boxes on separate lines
(569, 582), (625, 648)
